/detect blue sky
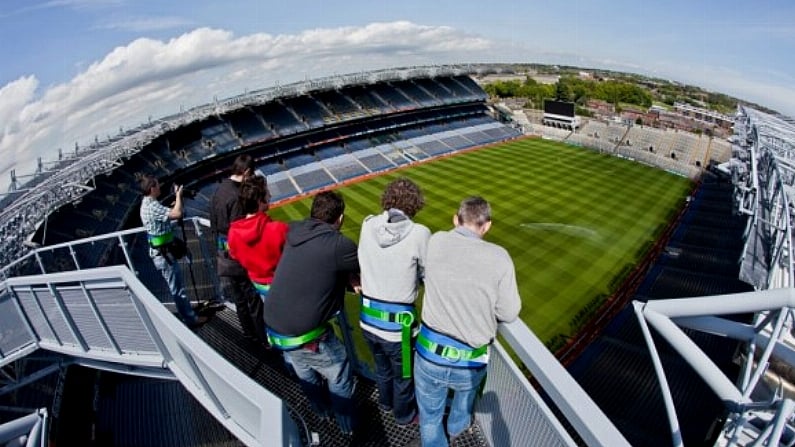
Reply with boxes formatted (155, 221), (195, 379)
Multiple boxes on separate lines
(0, 0), (794, 185)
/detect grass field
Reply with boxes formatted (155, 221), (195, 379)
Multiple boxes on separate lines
(268, 138), (692, 348)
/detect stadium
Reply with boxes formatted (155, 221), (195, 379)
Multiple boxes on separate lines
(0, 63), (794, 447)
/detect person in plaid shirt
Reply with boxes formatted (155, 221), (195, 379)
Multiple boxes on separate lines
(139, 174), (206, 328)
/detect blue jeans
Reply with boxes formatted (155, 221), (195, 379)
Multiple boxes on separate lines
(220, 275), (263, 341)
(363, 331), (416, 424)
(284, 334), (355, 434)
(152, 254), (197, 324)
(414, 353), (487, 447)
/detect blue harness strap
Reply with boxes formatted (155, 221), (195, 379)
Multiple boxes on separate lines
(416, 324), (489, 369)
(360, 295), (416, 331)
(360, 294), (417, 378)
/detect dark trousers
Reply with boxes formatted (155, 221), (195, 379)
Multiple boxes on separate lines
(220, 275), (264, 342)
(363, 331), (417, 424)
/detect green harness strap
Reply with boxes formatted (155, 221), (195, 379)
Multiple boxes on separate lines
(148, 232), (174, 247)
(360, 305), (416, 378)
(267, 325), (327, 350)
(416, 332), (489, 361)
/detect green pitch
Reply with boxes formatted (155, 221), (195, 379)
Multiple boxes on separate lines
(268, 138), (692, 347)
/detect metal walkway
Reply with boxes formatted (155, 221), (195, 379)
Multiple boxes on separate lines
(197, 308), (486, 447)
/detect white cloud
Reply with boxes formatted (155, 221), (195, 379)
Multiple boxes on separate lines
(2, 20), (794, 190)
(0, 22), (497, 185)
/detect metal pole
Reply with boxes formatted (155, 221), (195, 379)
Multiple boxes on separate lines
(633, 302), (682, 447)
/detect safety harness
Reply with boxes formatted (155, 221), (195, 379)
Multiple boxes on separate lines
(148, 231), (174, 248)
(147, 231), (178, 264)
(416, 324), (489, 369)
(360, 295), (417, 378)
(216, 234), (229, 252)
(266, 325), (328, 351)
(252, 281), (270, 302)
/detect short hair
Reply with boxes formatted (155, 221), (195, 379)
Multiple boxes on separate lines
(231, 154), (255, 176)
(311, 191), (345, 224)
(456, 196), (491, 227)
(139, 174), (159, 196)
(238, 175), (269, 215)
(381, 177), (424, 218)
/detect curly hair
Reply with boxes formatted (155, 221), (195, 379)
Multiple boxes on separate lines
(381, 177), (424, 218)
(238, 175), (269, 214)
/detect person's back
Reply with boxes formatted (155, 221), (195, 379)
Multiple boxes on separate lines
(264, 191), (359, 436)
(209, 155), (263, 340)
(422, 228), (518, 348)
(358, 178), (429, 426)
(414, 196), (521, 447)
(266, 217), (356, 334)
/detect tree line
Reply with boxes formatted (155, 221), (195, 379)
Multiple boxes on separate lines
(484, 75), (654, 110)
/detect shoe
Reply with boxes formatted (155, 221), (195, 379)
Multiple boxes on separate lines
(405, 436), (421, 447)
(199, 301), (226, 312)
(396, 414), (419, 426)
(188, 315), (209, 329)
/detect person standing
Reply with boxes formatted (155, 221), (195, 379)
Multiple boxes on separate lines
(358, 178), (429, 425)
(414, 196), (521, 447)
(139, 174), (206, 328)
(210, 155), (263, 341)
(264, 191), (360, 436)
(227, 175), (288, 320)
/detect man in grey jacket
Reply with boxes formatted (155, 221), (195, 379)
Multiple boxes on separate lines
(414, 196), (521, 447)
(358, 177), (430, 426)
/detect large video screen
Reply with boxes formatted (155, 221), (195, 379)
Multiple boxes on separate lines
(544, 100), (575, 117)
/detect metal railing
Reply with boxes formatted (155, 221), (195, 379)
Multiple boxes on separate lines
(0, 408), (48, 447)
(2, 265), (301, 447)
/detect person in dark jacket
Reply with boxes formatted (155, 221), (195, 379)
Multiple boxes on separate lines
(264, 191), (360, 436)
(209, 154), (263, 341)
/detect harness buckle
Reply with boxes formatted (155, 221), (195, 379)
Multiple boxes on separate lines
(442, 345), (461, 362)
(397, 310), (415, 328)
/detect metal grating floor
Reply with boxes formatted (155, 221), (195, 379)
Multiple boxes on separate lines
(197, 308), (487, 447)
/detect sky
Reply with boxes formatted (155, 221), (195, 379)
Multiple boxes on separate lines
(0, 0), (794, 188)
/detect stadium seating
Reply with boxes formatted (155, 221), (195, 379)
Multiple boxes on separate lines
(253, 101), (307, 135)
(353, 149), (395, 172)
(225, 108), (276, 145)
(344, 85), (393, 115)
(199, 117), (239, 154)
(322, 154), (369, 181)
(283, 95), (334, 128)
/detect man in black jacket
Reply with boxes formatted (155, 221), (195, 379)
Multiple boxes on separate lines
(209, 154), (264, 342)
(265, 191), (360, 436)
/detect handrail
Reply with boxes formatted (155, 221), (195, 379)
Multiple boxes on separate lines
(498, 319), (631, 447)
(3, 265), (300, 447)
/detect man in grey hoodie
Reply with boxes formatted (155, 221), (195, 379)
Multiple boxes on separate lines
(358, 178), (430, 426)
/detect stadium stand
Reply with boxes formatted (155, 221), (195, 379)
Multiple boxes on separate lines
(225, 107), (276, 145)
(253, 100), (307, 135)
(321, 154), (369, 181)
(353, 148), (396, 172)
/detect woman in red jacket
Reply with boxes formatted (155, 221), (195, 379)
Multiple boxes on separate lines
(227, 175), (289, 302)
